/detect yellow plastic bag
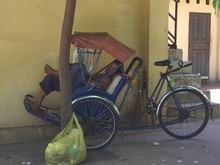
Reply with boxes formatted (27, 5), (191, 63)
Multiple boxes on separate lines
(45, 113), (86, 165)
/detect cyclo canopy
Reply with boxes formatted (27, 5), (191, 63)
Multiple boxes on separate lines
(71, 32), (135, 62)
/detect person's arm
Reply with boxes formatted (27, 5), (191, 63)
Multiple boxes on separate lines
(92, 74), (112, 90)
(99, 77), (112, 90)
(44, 64), (58, 76)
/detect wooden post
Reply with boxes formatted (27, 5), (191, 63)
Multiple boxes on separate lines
(59, 0), (77, 129)
(206, 0), (210, 5)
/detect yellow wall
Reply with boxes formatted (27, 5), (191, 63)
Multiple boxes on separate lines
(147, 0), (169, 95)
(0, 0), (158, 128)
(218, 17), (220, 81)
(0, 0), (65, 127)
(170, 0), (218, 81)
(0, 0), (169, 128)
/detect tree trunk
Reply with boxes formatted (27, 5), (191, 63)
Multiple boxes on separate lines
(59, 0), (77, 129)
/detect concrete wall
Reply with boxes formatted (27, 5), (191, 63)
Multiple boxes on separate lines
(0, 0), (150, 128)
(169, 0), (218, 81)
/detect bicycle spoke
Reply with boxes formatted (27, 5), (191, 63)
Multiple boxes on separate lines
(73, 97), (118, 150)
(158, 88), (209, 139)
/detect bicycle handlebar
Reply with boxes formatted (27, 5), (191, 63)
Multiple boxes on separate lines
(182, 61), (192, 68)
(167, 61), (192, 74)
(177, 60), (192, 68)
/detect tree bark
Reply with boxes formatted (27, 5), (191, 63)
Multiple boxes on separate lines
(59, 0), (76, 129)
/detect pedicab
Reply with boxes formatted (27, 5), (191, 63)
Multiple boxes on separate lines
(24, 32), (143, 150)
(24, 32), (210, 150)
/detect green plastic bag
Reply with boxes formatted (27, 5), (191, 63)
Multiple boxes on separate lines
(45, 113), (86, 165)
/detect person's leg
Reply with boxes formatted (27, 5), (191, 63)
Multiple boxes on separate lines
(30, 89), (46, 111)
(28, 74), (60, 111)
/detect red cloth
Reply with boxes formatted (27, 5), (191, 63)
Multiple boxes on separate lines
(72, 32), (135, 62)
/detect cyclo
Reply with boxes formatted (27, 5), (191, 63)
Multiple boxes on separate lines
(24, 32), (211, 150)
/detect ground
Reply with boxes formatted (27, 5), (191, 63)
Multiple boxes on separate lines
(1, 119), (220, 165)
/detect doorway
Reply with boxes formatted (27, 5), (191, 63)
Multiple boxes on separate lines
(188, 12), (211, 79)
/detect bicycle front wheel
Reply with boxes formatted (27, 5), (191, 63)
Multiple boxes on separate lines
(72, 96), (119, 150)
(158, 88), (209, 139)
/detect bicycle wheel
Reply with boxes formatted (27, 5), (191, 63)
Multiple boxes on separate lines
(72, 96), (119, 150)
(158, 88), (209, 139)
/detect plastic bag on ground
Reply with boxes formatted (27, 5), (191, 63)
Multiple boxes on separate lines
(45, 113), (86, 165)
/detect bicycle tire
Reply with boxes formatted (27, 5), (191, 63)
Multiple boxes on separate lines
(72, 96), (119, 150)
(158, 88), (209, 139)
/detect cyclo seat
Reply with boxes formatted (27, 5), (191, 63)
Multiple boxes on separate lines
(154, 59), (171, 67)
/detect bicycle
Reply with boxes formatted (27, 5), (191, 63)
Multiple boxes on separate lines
(142, 59), (210, 139)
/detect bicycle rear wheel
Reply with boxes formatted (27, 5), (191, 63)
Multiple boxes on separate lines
(158, 88), (209, 139)
(72, 96), (119, 150)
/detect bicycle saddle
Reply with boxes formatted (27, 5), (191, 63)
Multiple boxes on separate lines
(154, 59), (171, 67)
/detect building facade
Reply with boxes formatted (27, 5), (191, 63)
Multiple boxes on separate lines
(0, 0), (169, 143)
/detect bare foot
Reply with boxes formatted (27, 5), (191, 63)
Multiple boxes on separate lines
(44, 64), (56, 75)
(25, 95), (43, 112)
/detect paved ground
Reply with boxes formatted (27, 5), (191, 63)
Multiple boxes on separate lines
(1, 119), (220, 165)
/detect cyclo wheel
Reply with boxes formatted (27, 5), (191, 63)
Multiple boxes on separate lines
(158, 88), (209, 139)
(72, 96), (119, 150)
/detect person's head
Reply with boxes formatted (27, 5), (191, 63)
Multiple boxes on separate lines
(105, 60), (123, 74)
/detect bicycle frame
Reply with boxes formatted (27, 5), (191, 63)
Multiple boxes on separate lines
(149, 72), (179, 104)
(147, 73), (192, 124)
(148, 62), (195, 114)
(149, 73), (167, 104)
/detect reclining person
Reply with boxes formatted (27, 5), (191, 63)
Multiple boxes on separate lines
(26, 60), (123, 112)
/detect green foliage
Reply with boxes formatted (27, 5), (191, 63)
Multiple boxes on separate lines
(213, 0), (220, 13)
(168, 77), (176, 87)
